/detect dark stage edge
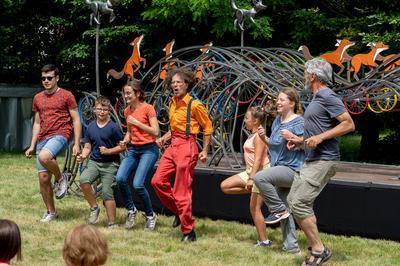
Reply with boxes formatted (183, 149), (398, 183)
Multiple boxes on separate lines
(115, 161), (400, 241)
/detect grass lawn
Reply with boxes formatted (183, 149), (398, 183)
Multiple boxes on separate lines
(1, 152), (400, 265)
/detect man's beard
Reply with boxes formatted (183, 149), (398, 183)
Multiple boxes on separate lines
(304, 76), (312, 91)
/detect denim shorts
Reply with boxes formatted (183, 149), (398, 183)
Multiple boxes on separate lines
(35, 135), (68, 172)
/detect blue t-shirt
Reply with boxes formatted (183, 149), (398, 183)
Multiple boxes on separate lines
(269, 115), (305, 170)
(303, 88), (347, 161)
(83, 120), (123, 163)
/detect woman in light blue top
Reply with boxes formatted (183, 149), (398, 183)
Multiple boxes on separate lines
(254, 87), (305, 253)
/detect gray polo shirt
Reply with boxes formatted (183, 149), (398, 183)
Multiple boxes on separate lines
(303, 87), (347, 161)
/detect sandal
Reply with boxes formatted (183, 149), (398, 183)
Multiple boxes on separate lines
(303, 247), (332, 266)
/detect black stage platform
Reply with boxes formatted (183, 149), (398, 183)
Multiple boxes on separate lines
(117, 161), (400, 241)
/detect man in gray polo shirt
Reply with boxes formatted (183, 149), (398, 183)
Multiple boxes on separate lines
(287, 58), (355, 265)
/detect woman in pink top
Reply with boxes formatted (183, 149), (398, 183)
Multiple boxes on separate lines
(220, 106), (271, 246)
(0, 219), (22, 266)
(116, 80), (160, 231)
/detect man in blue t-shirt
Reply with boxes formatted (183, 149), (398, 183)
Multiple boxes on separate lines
(287, 58), (355, 265)
(77, 96), (124, 228)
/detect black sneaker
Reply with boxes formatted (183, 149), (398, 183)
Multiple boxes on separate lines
(181, 230), (196, 242)
(264, 210), (290, 225)
(172, 215), (181, 228)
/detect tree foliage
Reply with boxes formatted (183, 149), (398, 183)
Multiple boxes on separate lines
(1, 0), (400, 88)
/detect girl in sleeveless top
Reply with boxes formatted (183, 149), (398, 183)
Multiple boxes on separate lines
(220, 106), (271, 247)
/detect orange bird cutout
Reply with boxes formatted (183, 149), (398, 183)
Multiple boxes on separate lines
(107, 34), (146, 81)
(350, 42), (389, 80)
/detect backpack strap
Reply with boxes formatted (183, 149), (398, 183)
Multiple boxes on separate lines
(185, 98), (195, 138)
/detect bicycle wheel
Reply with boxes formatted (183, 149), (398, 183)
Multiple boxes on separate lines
(78, 94), (96, 129)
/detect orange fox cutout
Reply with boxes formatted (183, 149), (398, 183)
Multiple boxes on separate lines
(107, 34), (146, 81)
(159, 39), (176, 81)
(195, 42), (214, 80)
(376, 53), (400, 72)
(320, 39), (355, 75)
(350, 42), (389, 80)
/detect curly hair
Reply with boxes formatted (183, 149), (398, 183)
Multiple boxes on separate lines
(63, 224), (109, 266)
(164, 67), (196, 92)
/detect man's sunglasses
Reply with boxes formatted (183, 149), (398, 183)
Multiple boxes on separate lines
(41, 76), (55, 81)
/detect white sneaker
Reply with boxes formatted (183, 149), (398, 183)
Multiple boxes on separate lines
(40, 211), (58, 223)
(55, 173), (68, 199)
(125, 209), (137, 229)
(144, 212), (157, 231)
(88, 207), (100, 224)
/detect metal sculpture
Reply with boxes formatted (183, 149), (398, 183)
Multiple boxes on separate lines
(85, 0), (119, 95)
(231, 0), (266, 46)
(85, 0), (116, 25)
(78, 42), (400, 170)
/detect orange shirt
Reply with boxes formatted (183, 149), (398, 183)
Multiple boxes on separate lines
(169, 93), (213, 135)
(124, 103), (157, 145)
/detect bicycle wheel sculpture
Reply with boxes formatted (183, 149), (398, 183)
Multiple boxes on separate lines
(76, 45), (400, 170)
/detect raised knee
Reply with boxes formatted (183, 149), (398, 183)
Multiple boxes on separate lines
(220, 181), (228, 193)
(38, 152), (52, 165)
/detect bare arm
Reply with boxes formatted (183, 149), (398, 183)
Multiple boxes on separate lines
(198, 134), (211, 163)
(156, 130), (171, 148)
(257, 126), (269, 145)
(99, 144), (126, 156)
(305, 112), (355, 149)
(25, 112), (40, 158)
(119, 131), (131, 150)
(69, 108), (82, 156)
(77, 143), (91, 163)
(126, 115), (160, 137)
(281, 129), (304, 150)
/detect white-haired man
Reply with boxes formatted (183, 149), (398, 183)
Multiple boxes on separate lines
(287, 58), (355, 265)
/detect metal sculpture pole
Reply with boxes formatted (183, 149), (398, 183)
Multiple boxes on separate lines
(85, 0), (117, 95)
(231, 0), (266, 47)
(95, 22), (100, 95)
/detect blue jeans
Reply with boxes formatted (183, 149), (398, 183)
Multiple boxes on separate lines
(116, 143), (158, 216)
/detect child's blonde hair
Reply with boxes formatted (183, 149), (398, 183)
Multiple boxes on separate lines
(63, 224), (109, 266)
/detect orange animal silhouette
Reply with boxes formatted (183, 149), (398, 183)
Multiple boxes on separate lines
(107, 34), (146, 81)
(195, 42), (214, 80)
(350, 42), (389, 80)
(159, 40), (176, 80)
(320, 39), (355, 75)
(377, 53), (400, 72)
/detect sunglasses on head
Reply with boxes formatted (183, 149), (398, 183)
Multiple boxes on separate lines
(41, 76), (55, 81)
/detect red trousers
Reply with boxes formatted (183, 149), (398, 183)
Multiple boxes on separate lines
(151, 132), (198, 234)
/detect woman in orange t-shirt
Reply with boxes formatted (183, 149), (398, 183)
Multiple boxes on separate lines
(116, 80), (160, 231)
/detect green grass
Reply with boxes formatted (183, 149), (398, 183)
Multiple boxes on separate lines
(1, 152), (400, 265)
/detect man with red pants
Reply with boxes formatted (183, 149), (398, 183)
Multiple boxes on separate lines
(151, 67), (213, 242)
